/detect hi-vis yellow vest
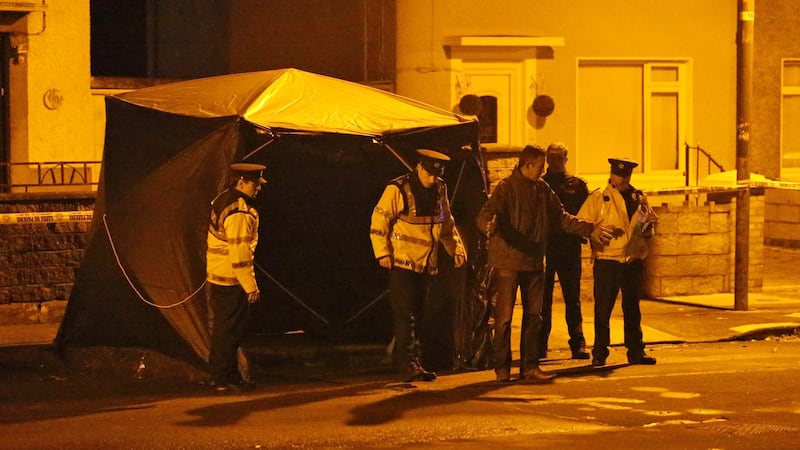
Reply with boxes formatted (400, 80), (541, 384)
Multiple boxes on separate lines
(206, 189), (259, 293)
(370, 173), (465, 274)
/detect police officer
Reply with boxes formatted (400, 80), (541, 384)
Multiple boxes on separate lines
(370, 149), (467, 382)
(577, 157), (658, 367)
(206, 162), (267, 392)
(539, 142), (591, 360)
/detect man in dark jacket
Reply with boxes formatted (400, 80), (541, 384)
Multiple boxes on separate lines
(476, 144), (612, 383)
(539, 142), (591, 360)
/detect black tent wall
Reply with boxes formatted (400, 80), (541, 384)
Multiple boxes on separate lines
(57, 96), (489, 369)
(57, 98), (242, 363)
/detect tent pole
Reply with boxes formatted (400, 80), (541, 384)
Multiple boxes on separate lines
(240, 136), (275, 161)
(254, 263), (330, 325)
(472, 140), (489, 195)
(344, 290), (389, 325)
(382, 143), (414, 171)
(449, 160), (466, 204)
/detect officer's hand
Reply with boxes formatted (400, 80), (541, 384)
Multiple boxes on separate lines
(454, 253), (466, 268)
(378, 256), (393, 269)
(246, 290), (260, 303)
(590, 223), (613, 248)
(634, 190), (649, 207)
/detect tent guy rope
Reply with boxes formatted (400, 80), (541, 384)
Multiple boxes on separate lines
(103, 213), (203, 309)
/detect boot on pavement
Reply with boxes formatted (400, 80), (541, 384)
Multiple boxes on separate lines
(520, 366), (556, 383)
(627, 352), (657, 365)
(402, 361), (437, 382)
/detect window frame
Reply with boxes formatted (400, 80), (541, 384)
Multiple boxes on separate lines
(576, 58), (691, 180)
(781, 58), (800, 179)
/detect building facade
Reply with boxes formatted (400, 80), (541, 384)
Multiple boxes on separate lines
(1, 1), (799, 188)
(2, 1), (799, 312)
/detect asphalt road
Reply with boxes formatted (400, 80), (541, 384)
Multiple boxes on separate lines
(2, 338), (799, 450)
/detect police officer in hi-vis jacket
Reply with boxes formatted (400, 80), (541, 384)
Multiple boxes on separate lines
(370, 149), (467, 383)
(577, 157), (659, 367)
(206, 162), (267, 392)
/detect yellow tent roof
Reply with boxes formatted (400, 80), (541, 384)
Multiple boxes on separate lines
(116, 68), (473, 137)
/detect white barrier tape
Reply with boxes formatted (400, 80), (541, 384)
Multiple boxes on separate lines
(749, 179), (800, 190)
(0, 211), (94, 224)
(644, 180), (800, 196)
(642, 185), (745, 196)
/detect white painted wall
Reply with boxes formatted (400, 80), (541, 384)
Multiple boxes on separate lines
(10, 1), (95, 165)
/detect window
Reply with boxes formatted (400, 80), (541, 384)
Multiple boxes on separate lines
(577, 60), (689, 176)
(90, 1), (148, 77)
(782, 60), (800, 173)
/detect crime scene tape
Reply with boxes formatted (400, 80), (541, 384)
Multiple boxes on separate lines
(0, 211), (94, 224)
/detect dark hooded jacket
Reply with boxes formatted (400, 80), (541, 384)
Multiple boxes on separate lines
(476, 167), (594, 271)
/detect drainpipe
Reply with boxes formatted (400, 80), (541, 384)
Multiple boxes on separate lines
(735, 0), (754, 311)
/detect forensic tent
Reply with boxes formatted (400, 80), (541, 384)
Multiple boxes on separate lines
(56, 68), (490, 368)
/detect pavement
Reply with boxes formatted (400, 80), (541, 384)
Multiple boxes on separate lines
(1, 247), (799, 379)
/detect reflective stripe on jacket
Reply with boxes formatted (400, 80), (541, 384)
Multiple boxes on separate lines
(577, 183), (650, 263)
(370, 173), (466, 274)
(206, 188), (259, 292)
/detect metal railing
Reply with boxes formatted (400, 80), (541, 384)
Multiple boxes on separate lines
(684, 143), (725, 187)
(0, 161), (101, 193)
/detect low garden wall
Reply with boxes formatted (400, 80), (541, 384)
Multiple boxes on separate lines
(765, 187), (800, 249)
(0, 192), (95, 324)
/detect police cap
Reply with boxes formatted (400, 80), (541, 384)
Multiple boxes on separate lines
(608, 158), (639, 177)
(230, 162), (267, 184)
(416, 149), (450, 177)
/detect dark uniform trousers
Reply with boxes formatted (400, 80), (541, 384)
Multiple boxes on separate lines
(592, 259), (645, 360)
(541, 246), (586, 354)
(491, 268), (545, 374)
(208, 283), (249, 385)
(388, 267), (431, 370)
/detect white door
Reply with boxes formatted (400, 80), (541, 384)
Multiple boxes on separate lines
(461, 63), (525, 146)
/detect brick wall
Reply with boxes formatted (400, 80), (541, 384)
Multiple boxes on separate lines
(0, 193), (95, 323)
(765, 187), (800, 249)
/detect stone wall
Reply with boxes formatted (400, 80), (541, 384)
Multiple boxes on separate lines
(484, 151), (518, 192)
(643, 202), (732, 296)
(624, 193), (763, 298)
(765, 187), (800, 249)
(0, 193), (95, 323)
(644, 202), (727, 296)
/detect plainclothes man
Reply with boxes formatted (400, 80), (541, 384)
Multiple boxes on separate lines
(577, 157), (658, 367)
(476, 144), (613, 383)
(370, 149), (467, 382)
(206, 162), (267, 392)
(539, 142), (591, 360)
